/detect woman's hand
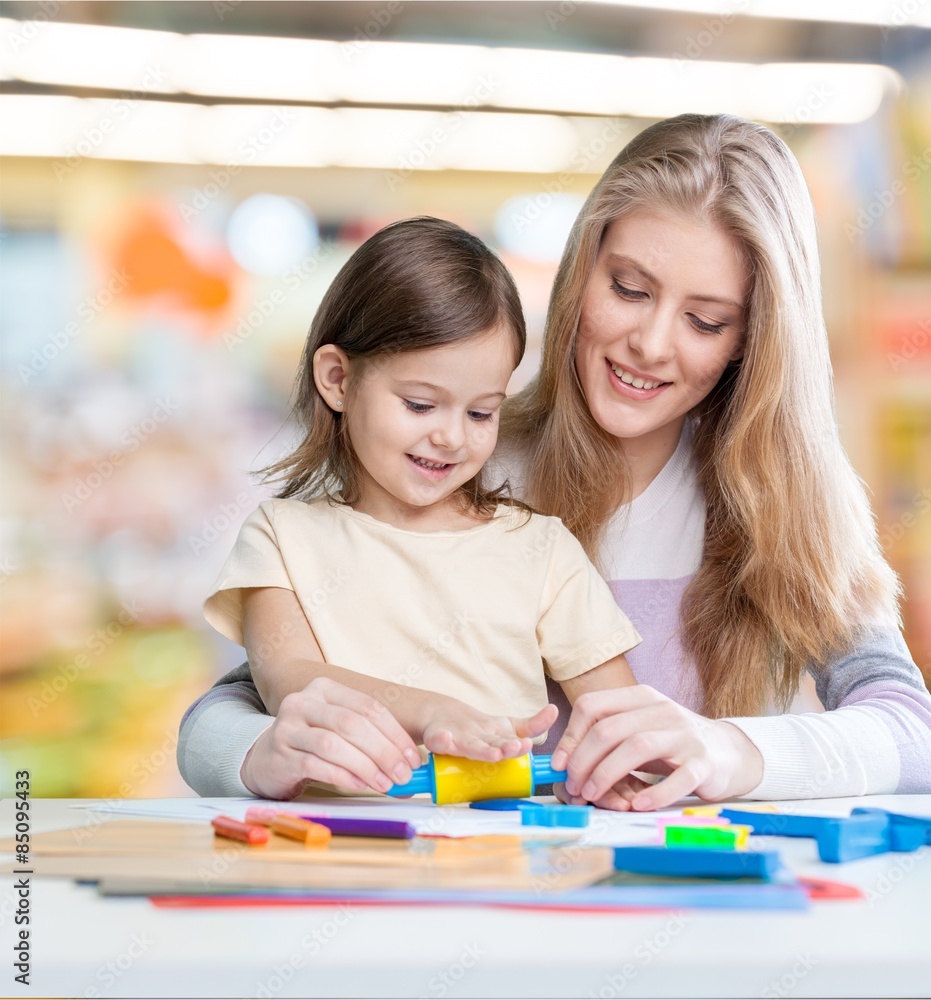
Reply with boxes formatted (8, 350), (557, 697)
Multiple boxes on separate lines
(422, 702), (559, 762)
(240, 677), (422, 800)
(549, 686), (763, 811)
(554, 772), (655, 811)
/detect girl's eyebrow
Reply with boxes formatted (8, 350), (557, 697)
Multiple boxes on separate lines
(394, 379), (506, 400)
(605, 252), (745, 313)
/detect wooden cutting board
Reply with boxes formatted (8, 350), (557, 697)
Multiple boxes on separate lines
(0, 820), (613, 892)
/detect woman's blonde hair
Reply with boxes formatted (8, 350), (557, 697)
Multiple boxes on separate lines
(503, 113), (900, 718)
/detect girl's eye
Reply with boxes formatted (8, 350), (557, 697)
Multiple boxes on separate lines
(468, 411), (494, 422)
(611, 278), (647, 300)
(689, 314), (725, 334)
(403, 400), (433, 414)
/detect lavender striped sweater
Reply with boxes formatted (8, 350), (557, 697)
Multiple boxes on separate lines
(178, 426), (931, 798)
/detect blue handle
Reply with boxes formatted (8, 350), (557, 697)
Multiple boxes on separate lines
(385, 764), (433, 798)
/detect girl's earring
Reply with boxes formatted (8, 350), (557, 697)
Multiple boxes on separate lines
(336, 400), (343, 407)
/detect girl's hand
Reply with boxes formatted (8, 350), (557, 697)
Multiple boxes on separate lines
(549, 686), (763, 811)
(422, 702), (559, 762)
(240, 677), (422, 800)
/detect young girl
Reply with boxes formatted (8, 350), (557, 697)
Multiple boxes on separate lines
(195, 217), (640, 799)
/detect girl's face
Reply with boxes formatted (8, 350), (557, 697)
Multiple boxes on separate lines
(575, 210), (748, 454)
(345, 326), (516, 530)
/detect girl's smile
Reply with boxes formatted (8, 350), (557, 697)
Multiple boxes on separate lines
(406, 453), (457, 479)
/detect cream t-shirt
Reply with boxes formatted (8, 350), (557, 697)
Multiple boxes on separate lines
(204, 498), (641, 719)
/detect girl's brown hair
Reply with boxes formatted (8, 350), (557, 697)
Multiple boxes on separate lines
(260, 216), (527, 517)
(503, 113), (901, 718)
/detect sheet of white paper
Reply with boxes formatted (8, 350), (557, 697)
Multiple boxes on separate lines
(66, 797), (663, 845)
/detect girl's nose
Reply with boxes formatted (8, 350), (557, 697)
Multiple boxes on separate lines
(428, 415), (465, 452)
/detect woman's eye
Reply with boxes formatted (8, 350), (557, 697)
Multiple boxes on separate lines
(403, 400), (432, 413)
(689, 314), (725, 334)
(468, 411), (494, 422)
(611, 279), (647, 300)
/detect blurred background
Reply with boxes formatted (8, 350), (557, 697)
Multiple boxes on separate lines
(0, 1), (929, 797)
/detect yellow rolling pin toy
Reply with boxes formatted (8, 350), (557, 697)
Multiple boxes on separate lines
(386, 752), (567, 805)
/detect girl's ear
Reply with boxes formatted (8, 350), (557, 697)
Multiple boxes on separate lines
(313, 345), (351, 412)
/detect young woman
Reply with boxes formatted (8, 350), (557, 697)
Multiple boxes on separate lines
(178, 114), (931, 808)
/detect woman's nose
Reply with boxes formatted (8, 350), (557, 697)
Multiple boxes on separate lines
(627, 307), (675, 365)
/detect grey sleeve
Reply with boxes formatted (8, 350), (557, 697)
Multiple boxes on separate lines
(176, 663), (275, 797)
(727, 626), (931, 799)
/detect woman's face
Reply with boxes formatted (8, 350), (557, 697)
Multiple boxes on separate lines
(575, 210), (749, 451)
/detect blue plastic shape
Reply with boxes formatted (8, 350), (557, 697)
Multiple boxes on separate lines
(720, 807), (927, 863)
(520, 804), (591, 828)
(718, 808), (826, 838)
(851, 808), (931, 848)
(816, 813), (892, 863)
(613, 846), (780, 879)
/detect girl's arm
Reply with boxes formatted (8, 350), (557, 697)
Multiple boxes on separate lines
(244, 585), (555, 762)
(558, 653), (637, 703)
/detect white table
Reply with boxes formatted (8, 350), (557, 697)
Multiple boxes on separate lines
(2, 795), (930, 999)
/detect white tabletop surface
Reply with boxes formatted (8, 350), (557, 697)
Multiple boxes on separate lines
(2, 794), (930, 999)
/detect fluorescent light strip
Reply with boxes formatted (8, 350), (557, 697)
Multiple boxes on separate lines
(0, 97), (581, 172)
(0, 19), (903, 125)
(595, 0), (931, 28)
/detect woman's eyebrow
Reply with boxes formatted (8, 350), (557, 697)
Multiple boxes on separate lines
(606, 252), (657, 283)
(606, 252), (744, 312)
